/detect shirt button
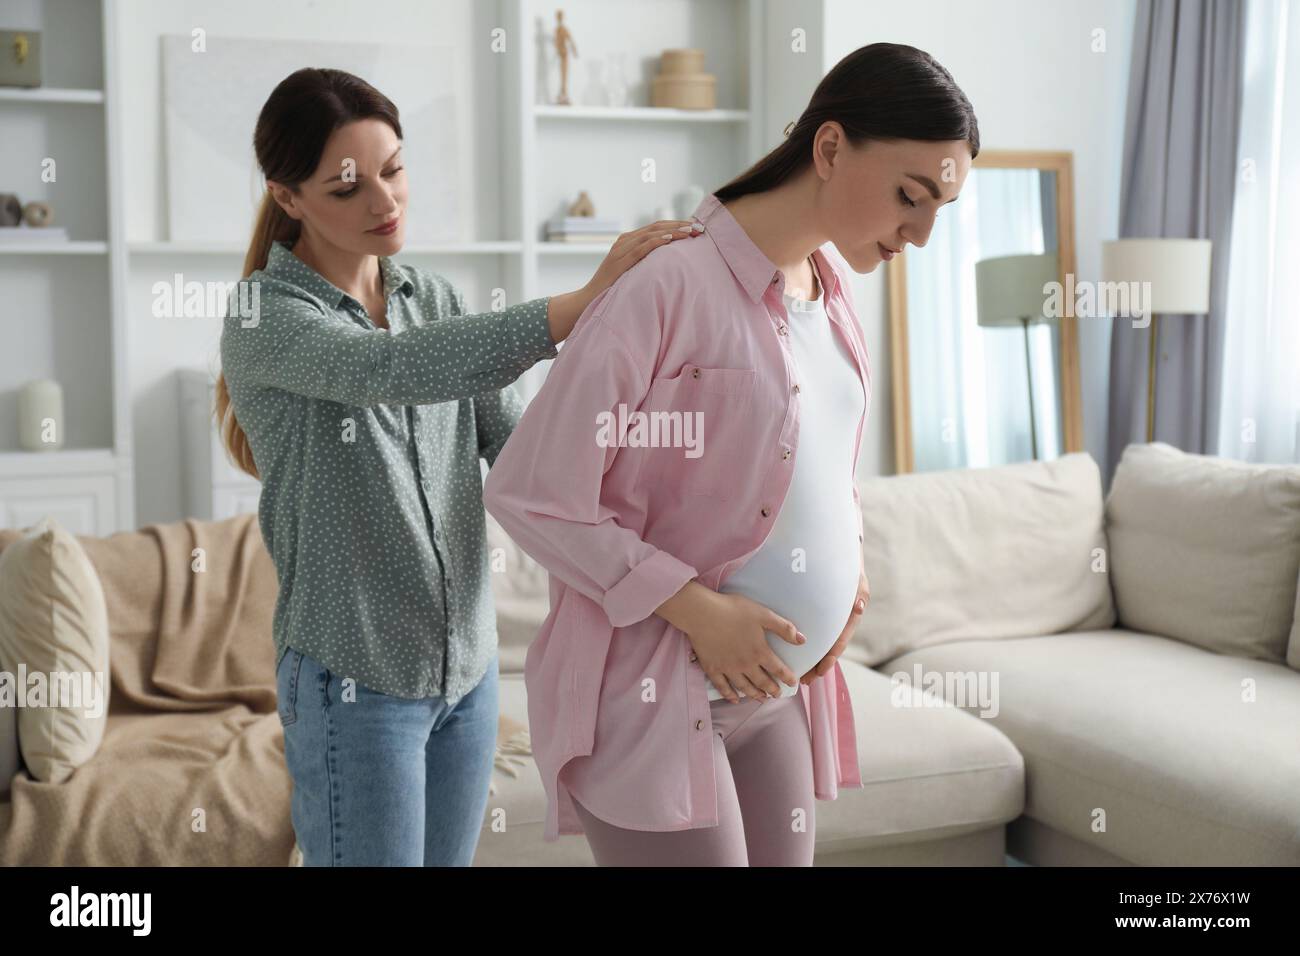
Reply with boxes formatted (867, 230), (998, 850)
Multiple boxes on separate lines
(695, 719), (705, 730)
(691, 367), (700, 379)
(688, 651), (698, 662)
(782, 449), (791, 460)
(792, 384), (801, 393)
(777, 324), (788, 335)
(761, 506), (771, 517)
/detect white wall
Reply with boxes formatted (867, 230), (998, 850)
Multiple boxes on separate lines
(824, 0), (1134, 477)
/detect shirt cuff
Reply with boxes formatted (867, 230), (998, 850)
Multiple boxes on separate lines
(602, 549), (699, 628)
(512, 295), (559, 361)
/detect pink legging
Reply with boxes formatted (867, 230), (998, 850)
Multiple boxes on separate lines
(570, 693), (816, 866)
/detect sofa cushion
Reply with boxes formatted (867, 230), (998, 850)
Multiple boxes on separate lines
(814, 660), (1025, 849)
(885, 628), (1300, 864)
(1105, 442), (1300, 666)
(849, 452), (1115, 666)
(0, 517), (111, 784)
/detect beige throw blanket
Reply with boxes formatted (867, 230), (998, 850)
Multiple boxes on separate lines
(0, 514), (529, 866)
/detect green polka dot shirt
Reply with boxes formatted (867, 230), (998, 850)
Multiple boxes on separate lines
(219, 239), (557, 703)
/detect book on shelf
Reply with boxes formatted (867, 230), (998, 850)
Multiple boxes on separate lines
(545, 215), (624, 242)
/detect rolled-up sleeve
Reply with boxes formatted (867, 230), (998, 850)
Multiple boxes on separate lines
(482, 275), (699, 629)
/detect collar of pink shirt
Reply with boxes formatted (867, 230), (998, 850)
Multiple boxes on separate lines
(483, 192), (868, 842)
(694, 191), (846, 305)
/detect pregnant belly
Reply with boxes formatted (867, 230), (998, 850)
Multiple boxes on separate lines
(715, 524), (862, 699)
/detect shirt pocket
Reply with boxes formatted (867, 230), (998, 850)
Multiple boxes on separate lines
(634, 364), (756, 500)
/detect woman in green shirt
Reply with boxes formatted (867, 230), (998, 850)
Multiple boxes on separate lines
(217, 67), (702, 866)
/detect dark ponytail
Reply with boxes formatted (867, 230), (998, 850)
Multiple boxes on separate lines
(714, 42), (979, 202)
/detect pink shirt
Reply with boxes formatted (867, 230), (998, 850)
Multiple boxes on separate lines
(482, 192), (869, 841)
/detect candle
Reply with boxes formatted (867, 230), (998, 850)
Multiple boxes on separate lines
(19, 379), (65, 451)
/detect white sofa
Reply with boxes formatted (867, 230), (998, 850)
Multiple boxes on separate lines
(474, 442), (1300, 866)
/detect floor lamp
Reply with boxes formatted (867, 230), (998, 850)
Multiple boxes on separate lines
(1102, 239), (1212, 443)
(974, 253), (1061, 460)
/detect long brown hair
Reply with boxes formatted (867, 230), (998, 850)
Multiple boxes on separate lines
(714, 42), (979, 202)
(215, 68), (403, 479)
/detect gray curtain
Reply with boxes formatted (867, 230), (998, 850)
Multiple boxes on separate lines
(1104, 0), (1246, 490)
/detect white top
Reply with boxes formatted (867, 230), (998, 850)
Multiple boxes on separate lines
(712, 266), (865, 700)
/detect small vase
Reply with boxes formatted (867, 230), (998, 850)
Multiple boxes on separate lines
(584, 57), (607, 107)
(605, 52), (630, 108)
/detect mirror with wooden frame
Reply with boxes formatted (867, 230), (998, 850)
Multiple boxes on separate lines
(887, 150), (1083, 473)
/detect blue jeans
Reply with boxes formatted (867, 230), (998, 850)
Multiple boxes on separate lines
(275, 646), (500, 866)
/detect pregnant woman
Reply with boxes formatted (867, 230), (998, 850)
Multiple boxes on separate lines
(216, 67), (702, 866)
(483, 42), (978, 866)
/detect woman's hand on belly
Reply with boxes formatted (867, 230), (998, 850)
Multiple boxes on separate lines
(799, 566), (870, 686)
(679, 590), (806, 703)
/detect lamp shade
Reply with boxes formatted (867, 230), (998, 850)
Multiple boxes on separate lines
(1101, 238), (1212, 314)
(974, 253), (1060, 328)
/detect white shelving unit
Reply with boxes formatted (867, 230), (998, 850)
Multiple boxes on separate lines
(3, 0), (782, 529)
(504, 0), (765, 399)
(0, 0), (132, 534)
